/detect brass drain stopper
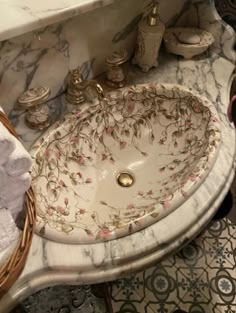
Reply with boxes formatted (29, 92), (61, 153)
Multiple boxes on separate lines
(117, 172), (135, 188)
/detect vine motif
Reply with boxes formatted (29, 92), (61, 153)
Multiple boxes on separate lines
(30, 84), (221, 243)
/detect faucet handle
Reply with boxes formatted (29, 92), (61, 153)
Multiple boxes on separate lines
(105, 49), (129, 89)
(17, 86), (51, 130)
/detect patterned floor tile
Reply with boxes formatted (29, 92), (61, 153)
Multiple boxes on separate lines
(14, 285), (106, 313)
(201, 237), (235, 270)
(144, 301), (178, 313)
(112, 263), (181, 313)
(199, 219), (233, 241)
(175, 268), (211, 305)
(226, 219), (236, 239)
(174, 240), (210, 271)
(208, 267), (236, 309)
(143, 264), (178, 303)
(111, 272), (145, 302)
(174, 302), (221, 313)
(172, 245), (236, 313)
(112, 301), (155, 313)
(213, 304), (236, 313)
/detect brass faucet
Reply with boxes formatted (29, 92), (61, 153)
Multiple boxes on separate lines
(66, 69), (106, 104)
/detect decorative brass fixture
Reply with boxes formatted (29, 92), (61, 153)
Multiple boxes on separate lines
(117, 172), (135, 188)
(17, 86), (51, 130)
(66, 69), (106, 105)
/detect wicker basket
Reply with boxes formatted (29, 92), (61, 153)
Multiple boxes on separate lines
(0, 111), (36, 297)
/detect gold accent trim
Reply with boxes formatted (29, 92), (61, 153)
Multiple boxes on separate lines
(66, 69), (106, 105)
(117, 172), (135, 188)
(17, 86), (51, 130)
(147, 4), (159, 26)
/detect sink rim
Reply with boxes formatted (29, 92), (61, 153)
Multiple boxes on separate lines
(30, 83), (221, 244)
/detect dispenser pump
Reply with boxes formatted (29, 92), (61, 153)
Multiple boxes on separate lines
(147, 4), (159, 26)
(132, 1), (165, 72)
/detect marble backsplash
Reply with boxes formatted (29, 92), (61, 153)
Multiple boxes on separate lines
(0, 0), (234, 114)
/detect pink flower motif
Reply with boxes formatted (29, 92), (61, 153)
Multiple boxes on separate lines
(76, 111), (82, 118)
(77, 157), (85, 165)
(56, 205), (65, 214)
(162, 200), (170, 209)
(54, 149), (60, 159)
(188, 174), (196, 182)
(181, 190), (188, 198)
(127, 101), (135, 114)
(85, 178), (92, 184)
(44, 148), (50, 159)
(211, 114), (219, 123)
(46, 207), (53, 216)
(99, 227), (111, 237)
(120, 141), (127, 150)
(79, 208), (86, 214)
(71, 136), (79, 144)
(127, 204), (134, 210)
(106, 127), (113, 135)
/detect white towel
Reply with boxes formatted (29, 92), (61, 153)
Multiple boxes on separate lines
(0, 208), (19, 252)
(0, 168), (31, 202)
(0, 195), (25, 220)
(0, 122), (16, 166)
(5, 139), (32, 176)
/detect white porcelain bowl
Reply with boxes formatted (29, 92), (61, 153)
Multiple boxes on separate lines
(164, 27), (215, 59)
(30, 83), (221, 244)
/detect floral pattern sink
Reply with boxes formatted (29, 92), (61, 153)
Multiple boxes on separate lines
(30, 83), (221, 244)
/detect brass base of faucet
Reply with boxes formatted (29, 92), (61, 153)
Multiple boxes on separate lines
(25, 105), (51, 130)
(25, 117), (50, 130)
(105, 78), (126, 89)
(66, 92), (85, 105)
(17, 86), (51, 130)
(66, 69), (106, 104)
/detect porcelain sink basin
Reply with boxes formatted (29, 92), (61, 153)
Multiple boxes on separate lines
(30, 83), (221, 244)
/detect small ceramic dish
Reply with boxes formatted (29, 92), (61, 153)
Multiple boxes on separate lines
(164, 27), (215, 59)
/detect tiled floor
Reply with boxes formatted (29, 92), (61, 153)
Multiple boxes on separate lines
(13, 175), (236, 313)
(111, 217), (236, 313)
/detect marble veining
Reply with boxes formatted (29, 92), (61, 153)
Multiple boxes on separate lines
(0, 0), (115, 42)
(0, 0), (190, 116)
(2, 0), (233, 117)
(1, 50), (235, 312)
(0, 0), (235, 312)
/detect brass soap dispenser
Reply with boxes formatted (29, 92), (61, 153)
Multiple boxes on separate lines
(132, 3), (165, 72)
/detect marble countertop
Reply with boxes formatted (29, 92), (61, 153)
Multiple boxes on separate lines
(1, 51), (236, 312)
(0, 0), (114, 42)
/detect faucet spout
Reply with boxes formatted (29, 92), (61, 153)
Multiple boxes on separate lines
(66, 69), (106, 104)
(77, 80), (106, 101)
